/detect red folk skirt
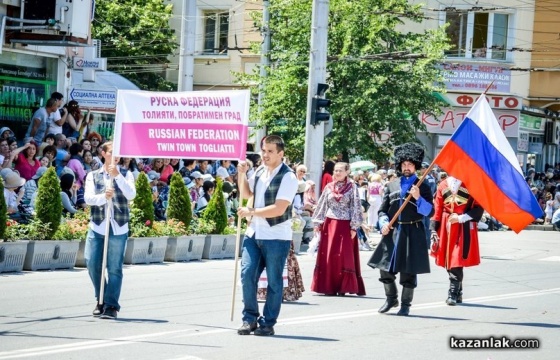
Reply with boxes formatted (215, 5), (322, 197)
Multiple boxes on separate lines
(311, 217), (366, 296)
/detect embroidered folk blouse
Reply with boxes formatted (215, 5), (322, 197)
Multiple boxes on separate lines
(312, 181), (363, 230)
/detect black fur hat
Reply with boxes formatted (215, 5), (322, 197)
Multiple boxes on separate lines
(394, 143), (424, 171)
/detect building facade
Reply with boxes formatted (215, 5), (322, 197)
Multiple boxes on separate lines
(403, 0), (559, 172)
(0, 0), (92, 139)
(165, 0), (262, 91)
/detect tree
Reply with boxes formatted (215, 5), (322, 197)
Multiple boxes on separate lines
(166, 172), (192, 229)
(202, 178), (228, 234)
(236, 0), (450, 162)
(35, 167), (62, 238)
(92, 0), (178, 91)
(131, 173), (155, 227)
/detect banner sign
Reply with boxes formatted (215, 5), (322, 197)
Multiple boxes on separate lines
(420, 108), (520, 137)
(70, 86), (117, 109)
(442, 63), (511, 93)
(113, 90), (250, 160)
(441, 93), (521, 110)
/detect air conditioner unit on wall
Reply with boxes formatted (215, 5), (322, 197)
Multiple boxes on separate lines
(2, 0), (21, 6)
(16, 0), (92, 40)
(54, 0), (91, 39)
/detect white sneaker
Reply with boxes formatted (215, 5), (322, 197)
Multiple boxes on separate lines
(360, 243), (372, 251)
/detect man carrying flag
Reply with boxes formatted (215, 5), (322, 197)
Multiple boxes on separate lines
(432, 94), (543, 233)
(368, 143), (434, 316)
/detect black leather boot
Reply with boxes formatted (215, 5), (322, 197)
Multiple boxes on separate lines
(446, 279), (460, 306)
(457, 282), (463, 304)
(378, 282), (399, 313)
(397, 287), (414, 316)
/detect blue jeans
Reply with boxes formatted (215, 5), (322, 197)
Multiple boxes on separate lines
(84, 227), (128, 311)
(240, 235), (291, 327)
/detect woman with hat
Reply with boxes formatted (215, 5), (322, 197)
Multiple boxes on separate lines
(311, 162), (366, 297)
(0, 127), (14, 140)
(2, 169), (26, 221)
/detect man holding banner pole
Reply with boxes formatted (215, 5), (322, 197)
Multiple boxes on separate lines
(236, 135), (298, 336)
(84, 141), (136, 319)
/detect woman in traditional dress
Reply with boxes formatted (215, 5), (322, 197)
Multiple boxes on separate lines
(311, 162), (366, 296)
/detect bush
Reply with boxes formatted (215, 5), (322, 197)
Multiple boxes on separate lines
(201, 177), (228, 234)
(189, 217), (215, 235)
(35, 167), (62, 238)
(0, 177), (7, 240)
(5, 219), (51, 240)
(152, 219), (188, 236)
(130, 172), (155, 236)
(166, 172), (191, 233)
(52, 209), (90, 240)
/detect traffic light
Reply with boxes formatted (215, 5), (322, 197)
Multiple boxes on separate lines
(310, 83), (331, 126)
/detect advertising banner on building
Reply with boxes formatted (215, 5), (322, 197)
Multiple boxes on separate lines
(113, 90), (250, 160)
(420, 108), (520, 137)
(441, 63), (511, 93)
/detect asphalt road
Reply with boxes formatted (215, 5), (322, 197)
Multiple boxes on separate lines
(1, 230), (559, 360)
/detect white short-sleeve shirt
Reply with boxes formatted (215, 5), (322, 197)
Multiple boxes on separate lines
(245, 163), (298, 240)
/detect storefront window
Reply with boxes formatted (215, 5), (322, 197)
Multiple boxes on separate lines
(0, 52), (57, 139)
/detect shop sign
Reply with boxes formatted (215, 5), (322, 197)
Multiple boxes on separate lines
(73, 57), (107, 71)
(0, 64), (47, 80)
(441, 63), (511, 93)
(420, 108), (520, 137)
(443, 93), (521, 110)
(528, 142), (542, 154)
(0, 81), (45, 123)
(517, 131), (529, 152)
(70, 86), (117, 109)
(520, 114), (545, 132)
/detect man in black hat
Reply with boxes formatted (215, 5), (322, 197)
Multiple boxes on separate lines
(368, 143), (434, 316)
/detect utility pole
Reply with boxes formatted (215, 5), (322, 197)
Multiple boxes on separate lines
(256, 0), (271, 147)
(304, 0), (329, 197)
(178, 0), (196, 91)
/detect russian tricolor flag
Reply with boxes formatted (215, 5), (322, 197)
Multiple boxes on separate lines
(433, 95), (543, 233)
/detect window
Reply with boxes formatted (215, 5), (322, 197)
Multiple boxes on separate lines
(203, 11), (229, 55)
(444, 11), (510, 60)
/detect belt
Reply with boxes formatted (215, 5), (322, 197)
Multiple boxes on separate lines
(397, 219), (423, 225)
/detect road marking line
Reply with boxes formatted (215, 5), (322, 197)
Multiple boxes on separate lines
(1, 287), (559, 359)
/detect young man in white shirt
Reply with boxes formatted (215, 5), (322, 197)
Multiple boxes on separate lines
(236, 135), (298, 336)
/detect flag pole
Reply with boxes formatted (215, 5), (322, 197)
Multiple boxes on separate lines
(482, 80), (495, 95)
(230, 169), (245, 321)
(98, 156), (114, 309)
(387, 161), (437, 230)
(388, 80), (497, 229)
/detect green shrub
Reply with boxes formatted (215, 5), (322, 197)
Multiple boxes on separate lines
(166, 172), (191, 233)
(202, 177), (228, 234)
(130, 172), (154, 235)
(35, 167), (62, 238)
(0, 177), (7, 240)
(189, 217), (215, 235)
